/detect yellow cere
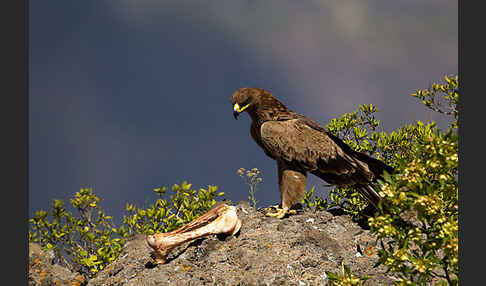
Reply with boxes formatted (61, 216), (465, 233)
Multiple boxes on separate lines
(233, 103), (250, 113)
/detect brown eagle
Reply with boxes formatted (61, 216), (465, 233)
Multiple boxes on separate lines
(231, 88), (393, 218)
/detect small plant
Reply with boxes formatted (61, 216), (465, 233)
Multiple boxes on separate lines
(326, 261), (370, 286)
(237, 167), (263, 208)
(301, 186), (326, 210)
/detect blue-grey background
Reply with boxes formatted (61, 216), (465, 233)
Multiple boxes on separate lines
(30, 1), (457, 223)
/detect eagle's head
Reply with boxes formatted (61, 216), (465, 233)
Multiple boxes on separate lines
(231, 88), (264, 120)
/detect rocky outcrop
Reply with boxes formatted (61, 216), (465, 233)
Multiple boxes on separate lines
(30, 201), (397, 285)
(29, 243), (87, 286)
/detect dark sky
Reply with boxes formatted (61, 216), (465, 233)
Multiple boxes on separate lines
(30, 1), (457, 223)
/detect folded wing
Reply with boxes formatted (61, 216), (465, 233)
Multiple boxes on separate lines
(259, 118), (375, 185)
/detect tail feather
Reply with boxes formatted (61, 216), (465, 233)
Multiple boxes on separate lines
(353, 151), (395, 181)
(327, 132), (395, 179)
(356, 184), (381, 211)
(320, 133), (394, 214)
(354, 153), (393, 214)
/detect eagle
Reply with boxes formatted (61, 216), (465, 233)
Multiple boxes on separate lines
(231, 87), (394, 218)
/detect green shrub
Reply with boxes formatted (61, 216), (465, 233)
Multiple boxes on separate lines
(306, 118), (438, 219)
(303, 75), (457, 219)
(29, 188), (125, 276)
(29, 181), (224, 277)
(305, 74), (458, 285)
(369, 128), (458, 285)
(122, 181), (224, 235)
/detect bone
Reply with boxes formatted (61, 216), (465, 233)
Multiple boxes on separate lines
(146, 203), (242, 264)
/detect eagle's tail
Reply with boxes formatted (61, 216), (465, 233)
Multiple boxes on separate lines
(356, 183), (382, 213)
(353, 152), (395, 182)
(327, 132), (395, 181)
(351, 149), (394, 214)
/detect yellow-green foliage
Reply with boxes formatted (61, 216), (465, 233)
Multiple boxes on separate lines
(122, 181), (224, 235)
(326, 261), (370, 286)
(303, 75), (457, 218)
(307, 74), (458, 285)
(369, 129), (458, 285)
(316, 118), (438, 218)
(29, 182), (224, 277)
(29, 188), (124, 276)
(411, 74), (458, 129)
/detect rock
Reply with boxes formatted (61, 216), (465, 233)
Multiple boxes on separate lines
(29, 243), (87, 286)
(30, 201), (397, 285)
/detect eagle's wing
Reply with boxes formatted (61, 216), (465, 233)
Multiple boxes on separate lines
(259, 118), (373, 182)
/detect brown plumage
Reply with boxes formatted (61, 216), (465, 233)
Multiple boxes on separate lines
(231, 88), (393, 218)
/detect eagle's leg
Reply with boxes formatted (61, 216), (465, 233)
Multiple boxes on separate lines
(266, 161), (307, 219)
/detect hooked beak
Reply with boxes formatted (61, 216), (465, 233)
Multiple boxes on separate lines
(233, 103), (250, 120)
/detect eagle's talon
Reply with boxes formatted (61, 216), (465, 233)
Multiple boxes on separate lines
(264, 204), (280, 212)
(265, 206), (292, 219)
